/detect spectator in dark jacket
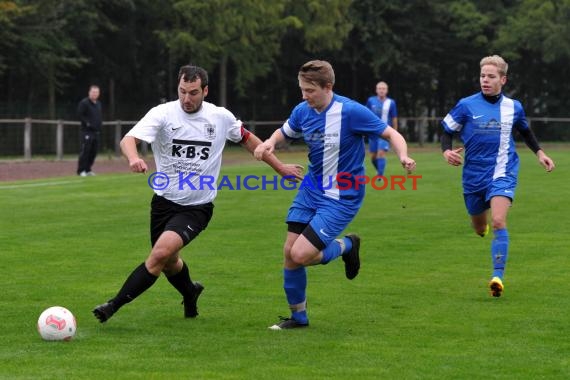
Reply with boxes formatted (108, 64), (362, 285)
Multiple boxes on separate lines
(77, 85), (102, 176)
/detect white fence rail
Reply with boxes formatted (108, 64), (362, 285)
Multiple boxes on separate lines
(0, 119), (140, 160)
(1, 117), (569, 160)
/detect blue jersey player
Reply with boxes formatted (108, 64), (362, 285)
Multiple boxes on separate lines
(441, 55), (555, 298)
(366, 81), (398, 177)
(254, 60), (416, 329)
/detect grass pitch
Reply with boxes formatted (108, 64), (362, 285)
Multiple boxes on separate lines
(0, 146), (569, 379)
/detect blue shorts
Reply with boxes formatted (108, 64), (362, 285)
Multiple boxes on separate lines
(368, 136), (390, 153)
(463, 177), (517, 215)
(286, 187), (360, 247)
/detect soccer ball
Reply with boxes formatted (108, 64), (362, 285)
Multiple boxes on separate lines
(37, 306), (77, 341)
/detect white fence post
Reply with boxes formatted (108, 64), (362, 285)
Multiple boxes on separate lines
(24, 118), (32, 160)
(115, 120), (122, 157)
(56, 120), (64, 160)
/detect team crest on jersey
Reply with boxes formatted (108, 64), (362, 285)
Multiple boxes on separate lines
(204, 123), (216, 140)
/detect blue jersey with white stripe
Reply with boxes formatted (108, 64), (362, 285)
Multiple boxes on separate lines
(365, 96), (398, 124)
(441, 92), (529, 193)
(282, 93), (387, 201)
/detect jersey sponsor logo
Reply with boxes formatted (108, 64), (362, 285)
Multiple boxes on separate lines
(319, 228), (330, 237)
(472, 114), (484, 119)
(204, 123), (216, 140)
(475, 119), (501, 134)
(172, 125), (183, 130)
(504, 190), (513, 194)
(171, 139), (211, 159)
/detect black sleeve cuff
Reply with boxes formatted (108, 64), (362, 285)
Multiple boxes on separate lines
(441, 131), (453, 152)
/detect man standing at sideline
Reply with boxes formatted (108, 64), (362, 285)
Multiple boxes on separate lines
(366, 81), (398, 177)
(93, 65), (302, 323)
(77, 85), (102, 176)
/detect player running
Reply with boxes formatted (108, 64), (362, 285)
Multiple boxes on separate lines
(93, 65), (302, 323)
(366, 81), (398, 178)
(441, 55), (555, 297)
(255, 60), (416, 329)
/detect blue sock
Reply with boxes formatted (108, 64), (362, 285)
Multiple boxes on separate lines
(491, 228), (509, 279)
(375, 158), (386, 176)
(320, 237), (353, 264)
(283, 267), (308, 324)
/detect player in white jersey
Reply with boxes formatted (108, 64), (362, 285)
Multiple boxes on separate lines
(93, 65), (302, 323)
(366, 81), (398, 177)
(255, 60), (416, 329)
(441, 55), (555, 297)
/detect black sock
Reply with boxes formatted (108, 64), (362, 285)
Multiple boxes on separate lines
(111, 262), (158, 309)
(166, 261), (196, 298)
(371, 157), (378, 170)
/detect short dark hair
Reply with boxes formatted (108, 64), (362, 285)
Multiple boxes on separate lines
(178, 65), (209, 89)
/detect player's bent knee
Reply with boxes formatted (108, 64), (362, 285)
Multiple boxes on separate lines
(491, 220), (507, 230)
(491, 215), (507, 230)
(149, 247), (175, 266)
(289, 249), (312, 266)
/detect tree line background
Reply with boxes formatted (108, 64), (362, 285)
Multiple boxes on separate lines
(1, 0), (569, 124)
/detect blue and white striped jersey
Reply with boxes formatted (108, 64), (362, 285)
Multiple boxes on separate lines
(365, 96), (397, 124)
(282, 93), (387, 200)
(442, 92), (529, 193)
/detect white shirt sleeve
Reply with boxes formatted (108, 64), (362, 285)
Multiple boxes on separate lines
(221, 107), (243, 143)
(126, 105), (166, 143)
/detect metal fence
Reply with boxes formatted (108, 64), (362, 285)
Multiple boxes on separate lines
(1, 117), (569, 160)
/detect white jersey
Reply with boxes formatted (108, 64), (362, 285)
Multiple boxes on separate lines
(126, 100), (243, 205)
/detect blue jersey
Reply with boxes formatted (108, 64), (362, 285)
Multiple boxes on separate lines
(365, 96), (397, 124)
(442, 92), (529, 193)
(282, 93), (387, 201)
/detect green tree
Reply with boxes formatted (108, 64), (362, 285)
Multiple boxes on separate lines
(494, 0), (570, 116)
(285, 0), (353, 52)
(0, 1), (31, 76)
(242, 0), (353, 119)
(74, 0), (140, 119)
(2, 0), (92, 117)
(163, 0), (301, 106)
(341, 0), (507, 114)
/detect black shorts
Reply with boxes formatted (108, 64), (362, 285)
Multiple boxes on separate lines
(286, 222), (326, 251)
(150, 194), (214, 247)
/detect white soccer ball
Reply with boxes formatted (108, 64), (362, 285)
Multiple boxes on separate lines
(37, 306), (77, 341)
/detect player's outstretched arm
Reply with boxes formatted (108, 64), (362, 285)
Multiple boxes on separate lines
(243, 131), (303, 181)
(253, 128), (285, 160)
(381, 127), (416, 173)
(120, 136), (148, 173)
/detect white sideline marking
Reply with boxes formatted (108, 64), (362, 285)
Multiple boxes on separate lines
(0, 175), (128, 190)
(0, 180), (81, 189)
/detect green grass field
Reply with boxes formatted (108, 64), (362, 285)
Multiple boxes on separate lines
(1, 146), (569, 379)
